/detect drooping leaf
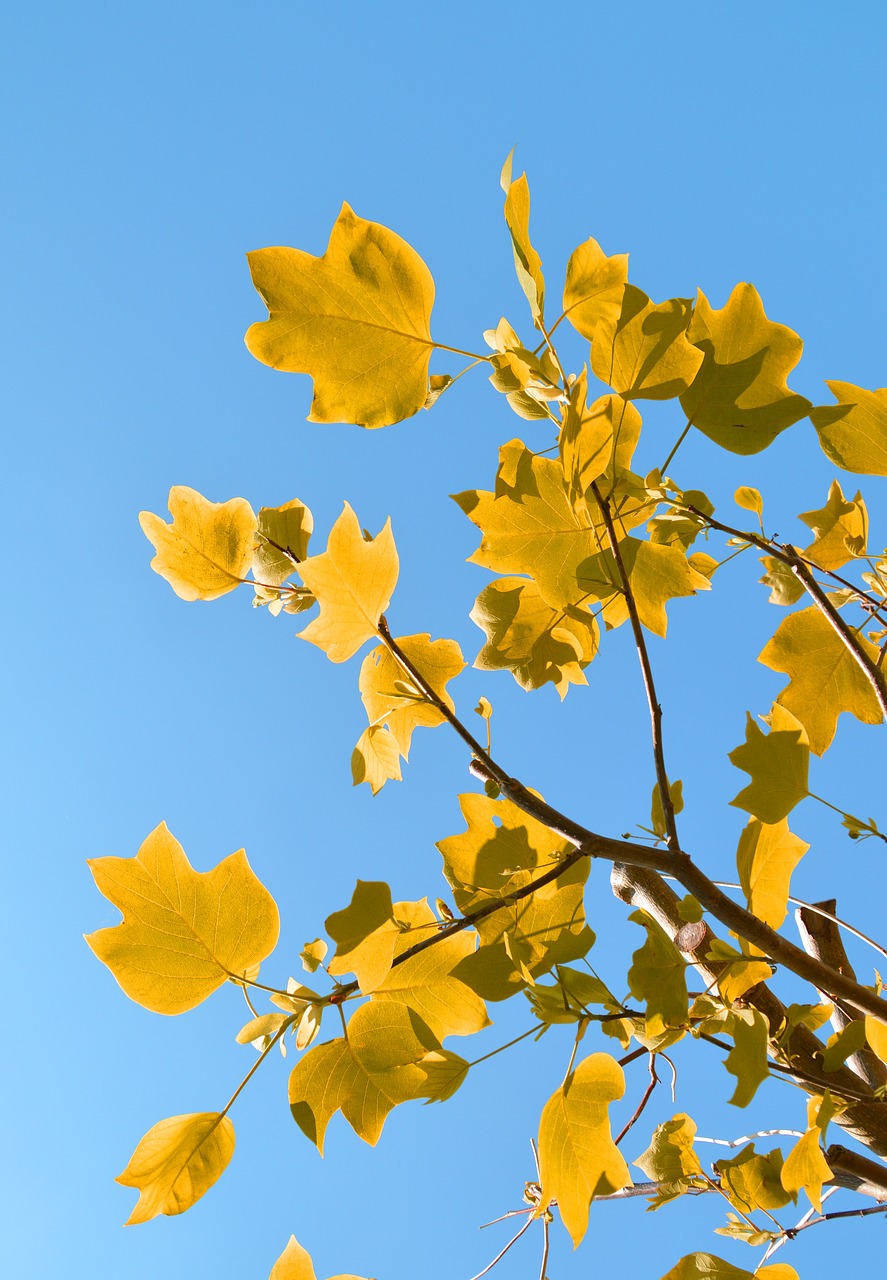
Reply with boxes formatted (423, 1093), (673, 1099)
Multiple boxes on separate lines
(798, 479), (868, 570)
(681, 284), (812, 454)
(245, 204), (434, 428)
(437, 792), (593, 1000)
(661, 1255), (798, 1280)
(729, 704), (809, 823)
(590, 286), (703, 401)
(139, 486), (257, 602)
(116, 1112), (235, 1225)
(325, 880), (402, 993)
(370, 898), (490, 1040)
(297, 503), (398, 662)
(820, 1019), (868, 1072)
(253, 498), (314, 586)
(563, 237), (628, 341)
(714, 1144), (793, 1213)
(236, 1013), (292, 1047)
(560, 383), (642, 506)
(356, 633), (465, 772)
(86, 823), (279, 1014)
(759, 554), (805, 606)
(781, 1126), (832, 1211)
(471, 577), (599, 698)
(628, 910), (688, 1036)
(735, 817), (808, 930)
(811, 381), (887, 475)
(527, 964), (622, 1025)
(500, 154), (545, 322)
(758, 607), (883, 754)
(538, 1053), (631, 1246)
(300, 938), (328, 974)
(483, 317), (560, 419)
(724, 1008), (770, 1107)
(577, 537), (711, 637)
(635, 1113), (703, 1185)
(864, 1016), (887, 1064)
(351, 725), (403, 794)
(288, 1001), (466, 1150)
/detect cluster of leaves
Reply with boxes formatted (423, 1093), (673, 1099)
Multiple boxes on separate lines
(87, 160), (887, 1278)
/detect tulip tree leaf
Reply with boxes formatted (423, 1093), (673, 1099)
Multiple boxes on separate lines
(577, 538), (711, 637)
(254, 498), (314, 586)
(591, 286), (703, 401)
(714, 1144), (793, 1213)
(661, 1256), (798, 1280)
(628, 911), (688, 1037)
(538, 1053), (631, 1246)
(781, 1126), (832, 1211)
(287, 1001), (467, 1150)
(298, 503), (399, 662)
(351, 725), (403, 794)
(798, 479), (868, 570)
(811, 381), (887, 475)
(560, 383), (642, 505)
(269, 1235), (369, 1280)
(470, 577), (600, 698)
(325, 880), (402, 993)
(116, 1112), (235, 1225)
(724, 1008), (770, 1107)
(758, 607), (883, 754)
(563, 237), (628, 341)
(245, 204), (434, 428)
(736, 817), (808, 930)
(635, 1113), (703, 1184)
(501, 154), (545, 322)
(371, 898), (490, 1040)
(681, 284), (812, 454)
(86, 822), (279, 1014)
(729, 704), (810, 823)
(139, 486), (257, 602)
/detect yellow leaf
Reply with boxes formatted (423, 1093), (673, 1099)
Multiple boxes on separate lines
(681, 283), (812, 454)
(729, 704), (809, 823)
(651, 778), (684, 840)
(269, 1234), (369, 1280)
(116, 1112), (235, 1225)
(661, 1255), (796, 1280)
(139, 486), (257, 601)
(288, 1001), (466, 1150)
(865, 1015), (887, 1064)
(759, 607), (883, 754)
(635, 1113), (702, 1183)
(628, 910), (688, 1036)
(562, 236), (628, 341)
(560, 382), (642, 505)
(471, 577), (599, 698)
(734, 486), (763, 516)
(371, 898), (490, 1040)
(325, 880), (401, 993)
(781, 1127), (832, 1210)
(298, 503), (399, 662)
(501, 157), (545, 322)
(799, 479), (868, 571)
(300, 938), (328, 974)
(578, 538), (711, 637)
(706, 939), (772, 1004)
(86, 823), (279, 1014)
(811, 381), (887, 475)
(715, 1144), (793, 1213)
(736, 817), (808, 929)
(357, 633), (465, 761)
(591, 286), (703, 401)
(724, 1008), (770, 1107)
(253, 498), (314, 586)
(245, 204), (434, 428)
(351, 725), (403, 794)
(538, 1053), (631, 1246)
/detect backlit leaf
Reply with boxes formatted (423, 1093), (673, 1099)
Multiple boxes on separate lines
(628, 910), (688, 1036)
(326, 880), (402, 993)
(86, 823), (279, 1014)
(724, 1008), (769, 1107)
(300, 938), (328, 974)
(635, 1113), (702, 1184)
(661, 1255), (798, 1280)
(734, 486), (763, 516)
(781, 1126), (831, 1211)
(538, 1053), (631, 1246)
(758, 607), (883, 754)
(798, 479), (868, 570)
(245, 204), (434, 428)
(297, 503), (398, 662)
(577, 537), (711, 637)
(560, 383), (642, 506)
(714, 1144), (793, 1213)
(351, 725), (403, 794)
(706, 939), (772, 1004)
(471, 577), (599, 698)
(591, 286), (703, 401)
(811, 381), (887, 475)
(681, 284), (811, 454)
(563, 237), (628, 341)
(729, 704), (809, 824)
(253, 498), (314, 587)
(116, 1112), (235, 1225)
(269, 1234), (369, 1280)
(736, 817), (808, 930)
(501, 155), (545, 322)
(139, 486), (257, 602)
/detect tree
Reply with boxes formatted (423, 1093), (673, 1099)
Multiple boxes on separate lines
(85, 160), (887, 1280)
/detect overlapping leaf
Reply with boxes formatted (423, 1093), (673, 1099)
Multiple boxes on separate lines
(661, 1256), (798, 1280)
(86, 823), (279, 1014)
(116, 1112), (235, 1225)
(288, 1001), (467, 1150)
(681, 284), (812, 454)
(253, 498), (314, 585)
(729, 704), (809, 823)
(559, 381), (642, 507)
(139, 486), (257, 601)
(714, 1144), (793, 1213)
(245, 204), (434, 428)
(724, 1008), (770, 1106)
(538, 1053), (631, 1245)
(798, 479), (867, 570)
(591, 286), (703, 400)
(563, 238), (628, 341)
(577, 537), (711, 636)
(736, 817), (808, 930)
(811, 381), (887, 475)
(759, 607), (883, 754)
(501, 152), (545, 322)
(298, 503), (399, 662)
(628, 909), (688, 1036)
(325, 880), (403, 993)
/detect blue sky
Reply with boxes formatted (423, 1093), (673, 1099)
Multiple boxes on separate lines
(5, 3), (887, 1277)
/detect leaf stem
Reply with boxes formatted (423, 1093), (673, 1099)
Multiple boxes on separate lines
(468, 1026), (540, 1069)
(432, 340), (493, 363)
(219, 1022), (290, 1120)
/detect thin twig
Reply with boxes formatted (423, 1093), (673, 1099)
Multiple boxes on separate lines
(467, 1213), (535, 1280)
(614, 1054), (659, 1145)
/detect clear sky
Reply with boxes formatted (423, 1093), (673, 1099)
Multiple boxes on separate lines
(5, 3), (887, 1278)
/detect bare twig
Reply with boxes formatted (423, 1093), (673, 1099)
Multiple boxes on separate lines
(614, 1054), (659, 1145)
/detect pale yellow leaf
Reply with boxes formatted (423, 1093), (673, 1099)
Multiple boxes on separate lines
(139, 486), (257, 601)
(117, 1112), (235, 1225)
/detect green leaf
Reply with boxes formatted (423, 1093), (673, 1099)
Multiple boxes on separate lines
(245, 204), (434, 428)
(116, 1112), (235, 1225)
(651, 778), (684, 839)
(811, 381), (887, 475)
(538, 1053), (631, 1246)
(736, 817), (808, 930)
(681, 283), (812, 454)
(591, 286), (703, 401)
(724, 1008), (770, 1107)
(759, 606), (883, 754)
(729, 704), (809, 824)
